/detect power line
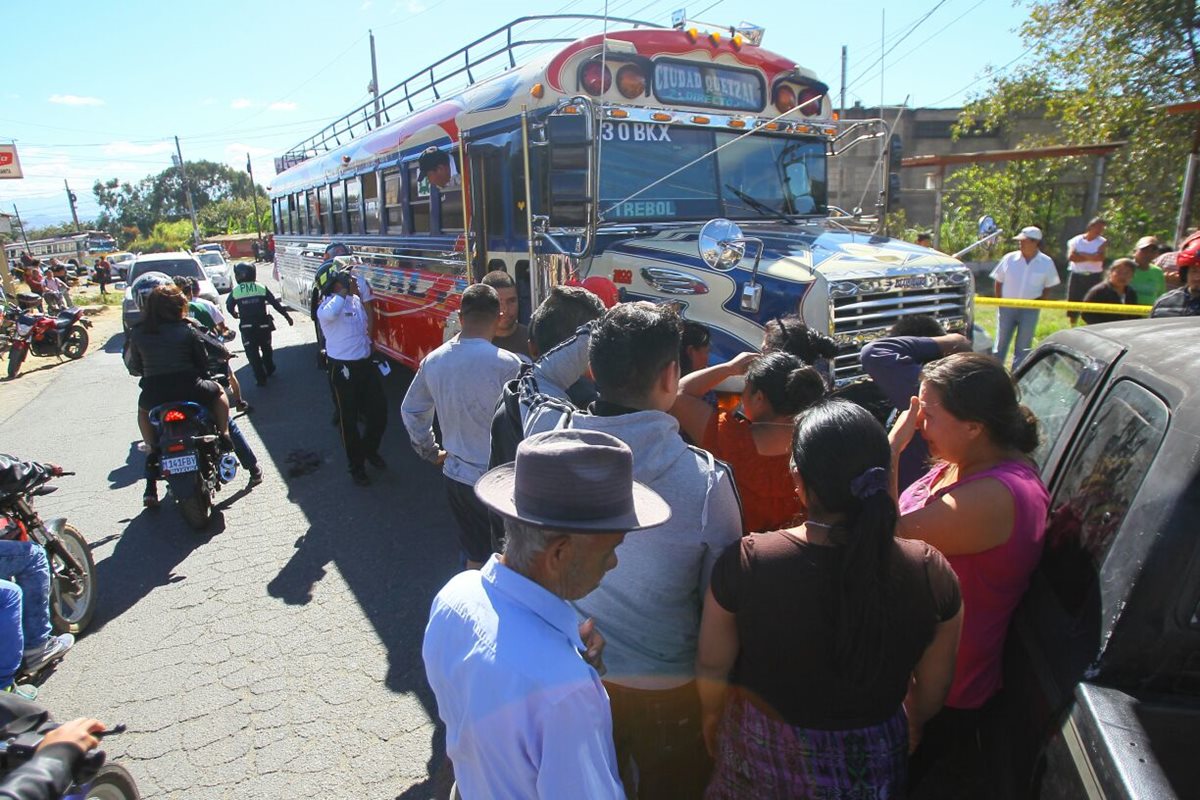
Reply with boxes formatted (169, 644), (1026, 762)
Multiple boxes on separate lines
(849, 0), (986, 99)
(927, 45), (1035, 107)
(845, 0), (950, 94)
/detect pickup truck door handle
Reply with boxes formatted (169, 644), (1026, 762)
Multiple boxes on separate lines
(640, 267), (709, 295)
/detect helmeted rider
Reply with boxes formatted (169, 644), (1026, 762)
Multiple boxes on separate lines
(124, 273), (233, 508)
(225, 261), (293, 387)
(310, 242), (354, 366)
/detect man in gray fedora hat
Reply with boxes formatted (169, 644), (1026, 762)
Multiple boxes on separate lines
(423, 429), (670, 800)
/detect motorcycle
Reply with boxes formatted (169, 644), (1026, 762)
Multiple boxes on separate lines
(4, 298), (91, 380)
(147, 403), (240, 530)
(0, 471), (98, 635)
(0, 712), (139, 800)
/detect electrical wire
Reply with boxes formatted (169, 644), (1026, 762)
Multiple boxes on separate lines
(927, 45), (1035, 107)
(845, 0), (949, 94)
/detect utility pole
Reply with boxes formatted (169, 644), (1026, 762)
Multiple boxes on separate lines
(64, 180), (81, 233)
(173, 136), (201, 246)
(12, 204), (30, 250)
(369, 29), (382, 128)
(839, 45), (847, 211)
(246, 152), (263, 243)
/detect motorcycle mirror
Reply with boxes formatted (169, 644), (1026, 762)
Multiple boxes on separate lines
(977, 215), (998, 237)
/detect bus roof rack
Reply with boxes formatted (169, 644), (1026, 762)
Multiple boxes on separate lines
(279, 14), (660, 171)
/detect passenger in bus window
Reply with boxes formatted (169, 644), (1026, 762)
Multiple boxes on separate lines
(417, 146), (460, 191)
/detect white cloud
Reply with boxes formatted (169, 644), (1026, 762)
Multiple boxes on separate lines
(230, 98), (254, 109)
(49, 94), (104, 107)
(101, 141), (174, 158)
(408, 0), (427, 11)
(200, 97), (216, 106)
(361, 0), (372, 8)
(268, 101), (298, 112)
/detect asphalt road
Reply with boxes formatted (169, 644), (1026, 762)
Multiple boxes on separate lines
(0, 286), (460, 798)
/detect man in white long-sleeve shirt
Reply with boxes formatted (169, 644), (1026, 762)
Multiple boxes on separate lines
(402, 284), (523, 568)
(317, 270), (388, 486)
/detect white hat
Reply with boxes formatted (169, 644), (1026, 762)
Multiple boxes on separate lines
(1013, 226), (1043, 242)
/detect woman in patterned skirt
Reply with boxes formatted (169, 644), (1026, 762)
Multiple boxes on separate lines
(696, 400), (963, 798)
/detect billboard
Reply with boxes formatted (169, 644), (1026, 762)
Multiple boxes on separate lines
(0, 145), (22, 179)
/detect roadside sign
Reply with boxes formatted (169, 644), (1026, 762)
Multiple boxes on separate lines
(0, 144), (23, 179)
(0, 214), (11, 234)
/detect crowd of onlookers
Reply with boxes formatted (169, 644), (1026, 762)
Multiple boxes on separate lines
(399, 259), (1076, 798)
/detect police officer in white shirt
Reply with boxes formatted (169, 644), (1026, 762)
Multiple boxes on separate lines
(317, 270), (388, 486)
(990, 226), (1062, 369)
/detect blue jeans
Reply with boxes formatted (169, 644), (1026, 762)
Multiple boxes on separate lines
(0, 541), (52, 662)
(0, 580), (22, 688)
(993, 307), (1040, 369)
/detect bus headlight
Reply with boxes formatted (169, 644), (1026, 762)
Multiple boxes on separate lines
(774, 85), (797, 113)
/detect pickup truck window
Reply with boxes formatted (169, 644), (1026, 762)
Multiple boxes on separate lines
(1042, 380), (1169, 617)
(1018, 351), (1089, 469)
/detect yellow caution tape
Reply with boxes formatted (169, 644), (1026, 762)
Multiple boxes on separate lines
(975, 295), (1153, 317)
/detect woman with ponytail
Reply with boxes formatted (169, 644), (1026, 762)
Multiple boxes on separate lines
(890, 352), (1050, 788)
(671, 351), (827, 532)
(697, 400), (962, 799)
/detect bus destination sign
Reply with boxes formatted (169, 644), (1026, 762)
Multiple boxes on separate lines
(654, 61), (764, 112)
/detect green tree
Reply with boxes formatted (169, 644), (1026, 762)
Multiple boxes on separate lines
(945, 0), (1200, 255)
(197, 197), (270, 237)
(93, 161), (268, 241)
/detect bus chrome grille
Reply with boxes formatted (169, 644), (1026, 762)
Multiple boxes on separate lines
(829, 277), (972, 383)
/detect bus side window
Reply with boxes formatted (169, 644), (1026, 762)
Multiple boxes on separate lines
(272, 200), (281, 235)
(439, 187), (463, 232)
(296, 193), (307, 235)
(364, 172), (381, 234)
(347, 177), (363, 234)
(383, 169), (403, 234)
(307, 189), (323, 235)
(409, 168), (432, 233)
(331, 182), (346, 235)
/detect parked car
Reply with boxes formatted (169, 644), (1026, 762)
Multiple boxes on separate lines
(197, 250), (233, 293)
(107, 252), (137, 281)
(992, 317), (1200, 798)
(122, 252), (218, 332)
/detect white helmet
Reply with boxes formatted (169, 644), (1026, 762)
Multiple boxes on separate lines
(130, 271), (175, 312)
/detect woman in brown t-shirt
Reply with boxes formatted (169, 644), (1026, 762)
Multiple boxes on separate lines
(696, 399), (962, 799)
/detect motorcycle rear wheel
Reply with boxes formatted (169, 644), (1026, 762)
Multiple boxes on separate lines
(177, 490), (212, 530)
(50, 524), (98, 635)
(62, 323), (89, 359)
(81, 764), (141, 800)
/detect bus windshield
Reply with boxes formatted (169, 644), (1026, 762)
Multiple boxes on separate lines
(598, 123), (827, 223)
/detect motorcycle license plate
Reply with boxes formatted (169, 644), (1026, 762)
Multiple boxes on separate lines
(161, 453), (198, 474)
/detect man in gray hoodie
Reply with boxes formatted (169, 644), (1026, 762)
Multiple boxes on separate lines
(515, 302), (743, 798)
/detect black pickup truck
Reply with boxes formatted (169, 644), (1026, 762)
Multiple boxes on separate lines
(997, 318), (1200, 799)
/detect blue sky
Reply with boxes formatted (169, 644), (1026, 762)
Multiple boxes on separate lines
(1, 0), (1029, 227)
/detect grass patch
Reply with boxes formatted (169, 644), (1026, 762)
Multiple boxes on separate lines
(68, 291), (123, 307)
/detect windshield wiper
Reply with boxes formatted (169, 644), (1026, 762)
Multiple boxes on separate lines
(723, 184), (795, 225)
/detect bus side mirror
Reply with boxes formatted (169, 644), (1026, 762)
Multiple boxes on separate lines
(545, 114), (592, 227)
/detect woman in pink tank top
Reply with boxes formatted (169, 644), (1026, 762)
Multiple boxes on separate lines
(889, 352), (1049, 791)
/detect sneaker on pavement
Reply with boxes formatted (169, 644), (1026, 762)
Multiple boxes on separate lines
(248, 467), (264, 487)
(143, 484), (160, 509)
(3, 681), (38, 700)
(351, 470), (371, 487)
(366, 453), (387, 470)
(23, 633), (75, 673)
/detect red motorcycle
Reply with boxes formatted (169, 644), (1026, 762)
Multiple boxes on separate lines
(3, 293), (91, 379)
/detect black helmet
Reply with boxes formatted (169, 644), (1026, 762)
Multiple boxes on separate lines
(234, 262), (256, 283)
(130, 271), (175, 312)
(324, 270), (352, 295)
(324, 242), (352, 260)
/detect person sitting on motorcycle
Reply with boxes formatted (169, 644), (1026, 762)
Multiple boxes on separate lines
(124, 283), (232, 506)
(173, 277), (249, 413)
(21, 262), (44, 298)
(0, 456), (76, 681)
(0, 691), (108, 800)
